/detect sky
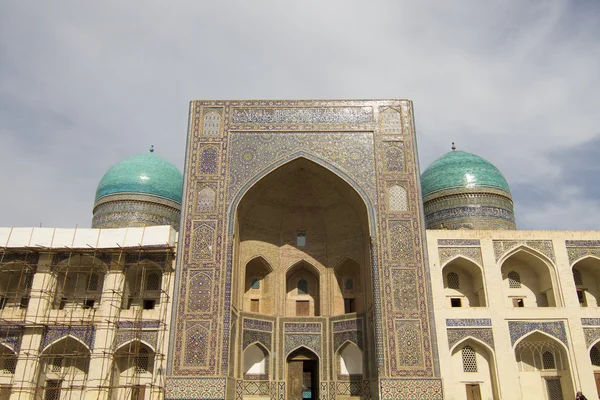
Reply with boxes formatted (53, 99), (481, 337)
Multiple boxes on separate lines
(1, 1), (599, 230)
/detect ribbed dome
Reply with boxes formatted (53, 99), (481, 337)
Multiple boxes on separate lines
(95, 153), (183, 204)
(421, 150), (510, 199)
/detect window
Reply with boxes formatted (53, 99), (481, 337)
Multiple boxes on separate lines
(45, 380), (61, 400)
(24, 274), (34, 289)
(251, 278), (260, 290)
(143, 299), (155, 310)
(135, 348), (149, 373)
(462, 345), (477, 372)
(508, 271), (521, 288)
(87, 273), (99, 291)
(83, 299), (95, 309)
(573, 268), (583, 286)
(450, 298), (462, 307)
(146, 273), (160, 291)
(590, 346), (600, 366)
(447, 272), (459, 289)
(1, 356), (16, 374)
(50, 357), (63, 373)
(577, 290), (587, 306)
(296, 301), (309, 316)
(58, 298), (67, 310)
(296, 231), (306, 247)
(251, 299), (260, 312)
(19, 297), (29, 309)
(512, 298), (525, 307)
(345, 279), (354, 291)
(344, 298), (356, 314)
(542, 351), (556, 370)
(297, 279), (308, 295)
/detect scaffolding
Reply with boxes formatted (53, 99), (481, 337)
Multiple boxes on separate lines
(0, 243), (174, 400)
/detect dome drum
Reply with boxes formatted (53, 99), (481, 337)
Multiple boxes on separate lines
(92, 199), (181, 230)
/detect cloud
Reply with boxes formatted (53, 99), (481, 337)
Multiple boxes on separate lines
(1, 1), (599, 229)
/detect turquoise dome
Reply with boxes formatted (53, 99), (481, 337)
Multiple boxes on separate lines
(95, 152), (183, 204)
(421, 150), (511, 198)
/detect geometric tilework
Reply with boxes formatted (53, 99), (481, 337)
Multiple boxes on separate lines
(508, 321), (567, 346)
(187, 271), (214, 313)
(380, 108), (402, 135)
(566, 240), (600, 247)
(493, 240), (555, 262)
(0, 327), (23, 352)
(388, 185), (408, 212)
(230, 106), (373, 124)
(567, 247), (600, 265)
(582, 318), (600, 326)
(383, 142), (405, 172)
(388, 220), (413, 260)
(191, 222), (215, 261)
(243, 330), (272, 351)
(184, 322), (211, 367)
(284, 334), (321, 357)
(165, 377), (226, 399)
(583, 328), (600, 347)
(243, 319), (273, 332)
(447, 328), (495, 350)
(438, 239), (481, 246)
(202, 111), (221, 136)
(334, 330), (364, 352)
(395, 320), (423, 367)
(114, 329), (158, 351)
(332, 319), (361, 333)
(438, 247), (483, 267)
(284, 323), (321, 333)
(391, 269), (418, 311)
(446, 319), (492, 327)
(41, 326), (96, 351)
(380, 378), (443, 400)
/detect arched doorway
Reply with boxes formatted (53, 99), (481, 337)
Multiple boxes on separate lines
(287, 347), (318, 400)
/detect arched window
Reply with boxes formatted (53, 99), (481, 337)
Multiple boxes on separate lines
(462, 345), (477, 372)
(542, 351), (556, 370)
(136, 348), (149, 373)
(146, 273), (160, 291)
(508, 271), (521, 288)
(573, 269), (583, 286)
(447, 272), (459, 289)
(297, 279), (308, 295)
(1, 355), (16, 374)
(87, 273), (99, 291)
(591, 346), (600, 367)
(24, 273), (34, 289)
(251, 278), (260, 290)
(51, 356), (63, 373)
(345, 279), (354, 291)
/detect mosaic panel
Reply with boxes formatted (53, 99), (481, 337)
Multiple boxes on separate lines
(392, 269), (418, 311)
(242, 330), (272, 350)
(114, 330), (158, 350)
(231, 106), (373, 124)
(566, 240), (600, 247)
(41, 326), (95, 351)
(427, 206), (515, 227)
(438, 247), (483, 266)
(446, 319), (492, 327)
(202, 110), (221, 136)
(165, 377), (226, 399)
(332, 319), (361, 333)
(383, 141), (405, 172)
(198, 146), (219, 175)
(583, 328), (600, 347)
(567, 247), (600, 265)
(184, 321), (211, 367)
(582, 318), (600, 326)
(0, 327), (23, 352)
(438, 239), (480, 246)
(388, 220), (413, 260)
(336, 380), (363, 396)
(388, 184), (408, 212)
(92, 200), (181, 230)
(227, 131), (376, 207)
(284, 322), (321, 333)
(493, 240), (555, 262)
(241, 381), (270, 395)
(447, 328), (494, 350)
(186, 270), (213, 313)
(334, 330), (364, 352)
(380, 378), (443, 400)
(380, 107), (403, 134)
(395, 320), (423, 367)
(191, 221), (216, 261)
(243, 319), (273, 332)
(284, 333), (321, 356)
(508, 321), (567, 346)
(196, 186), (217, 213)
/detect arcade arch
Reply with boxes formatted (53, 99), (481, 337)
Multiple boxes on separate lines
(571, 257), (600, 307)
(449, 338), (499, 400)
(442, 257), (486, 307)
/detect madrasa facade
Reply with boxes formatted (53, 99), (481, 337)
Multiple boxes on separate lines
(1, 99), (600, 400)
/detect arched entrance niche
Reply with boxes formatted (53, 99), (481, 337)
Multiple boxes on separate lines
(571, 256), (600, 307)
(231, 157), (376, 386)
(500, 248), (560, 308)
(110, 340), (156, 399)
(287, 347), (319, 400)
(589, 340), (600, 397)
(442, 257), (487, 307)
(449, 338), (499, 399)
(514, 332), (574, 399)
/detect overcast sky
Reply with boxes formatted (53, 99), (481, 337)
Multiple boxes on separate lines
(1, 1), (599, 230)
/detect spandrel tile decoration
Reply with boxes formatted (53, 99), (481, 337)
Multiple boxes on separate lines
(2, 99), (600, 400)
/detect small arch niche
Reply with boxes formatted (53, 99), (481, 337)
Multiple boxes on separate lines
(442, 258), (486, 307)
(571, 257), (600, 307)
(334, 258), (363, 315)
(286, 261), (320, 317)
(243, 344), (268, 378)
(339, 342), (363, 376)
(243, 257), (273, 314)
(501, 250), (558, 308)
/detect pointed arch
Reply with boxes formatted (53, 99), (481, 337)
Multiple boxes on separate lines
(41, 334), (92, 355)
(570, 254), (600, 268)
(243, 342), (269, 376)
(499, 245), (556, 269)
(442, 256), (487, 307)
(244, 255), (275, 273)
(338, 341), (363, 375)
(114, 339), (156, 354)
(513, 329), (569, 352)
(450, 336), (496, 355)
(286, 345), (320, 361)
(227, 153), (377, 236)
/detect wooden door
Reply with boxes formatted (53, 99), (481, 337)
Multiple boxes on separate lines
(595, 372), (600, 398)
(296, 301), (309, 316)
(288, 361), (304, 400)
(465, 384), (481, 400)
